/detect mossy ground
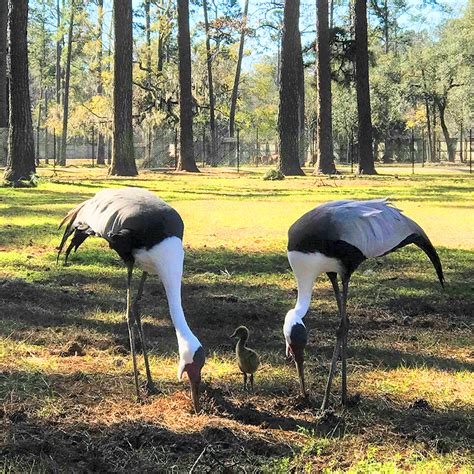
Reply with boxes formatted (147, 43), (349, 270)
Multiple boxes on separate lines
(1, 165), (473, 472)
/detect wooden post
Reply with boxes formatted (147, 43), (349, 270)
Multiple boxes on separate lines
(411, 128), (415, 174)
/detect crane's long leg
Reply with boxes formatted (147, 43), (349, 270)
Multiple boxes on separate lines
(126, 263), (141, 400)
(340, 279), (350, 406)
(132, 271), (157, 395)
(321, 273), (343, 411)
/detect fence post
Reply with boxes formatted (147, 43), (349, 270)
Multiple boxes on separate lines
(470, 129), (472, 174)
(421, 130), (425, 167)
(460, 124), (463, 163)
(237, 128), (240, 173)
(256, 127), (259, 167)
(174, 127), (178, 169)
(91, 126), (95, 167)
(202, 127), (206, 168)
(411, 128), (415, 174)
(53, 129), (56, 168)
(350, 129), (354, 174)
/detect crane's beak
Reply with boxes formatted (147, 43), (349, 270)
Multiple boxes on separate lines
(296, 359), (306, 398)
(181, 347), (205, 414)
(190, 380), (200, 414)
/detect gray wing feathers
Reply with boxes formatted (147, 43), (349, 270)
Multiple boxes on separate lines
(334, 199), (417, 257)
(57, 187), (172, 262)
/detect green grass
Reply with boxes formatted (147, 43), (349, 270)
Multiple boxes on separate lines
(1, 166), (473, 472)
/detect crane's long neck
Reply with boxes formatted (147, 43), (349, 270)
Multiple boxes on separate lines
(293, 275), (314, 319)
(163, 280), (197, 346)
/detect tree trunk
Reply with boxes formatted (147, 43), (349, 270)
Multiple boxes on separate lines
(56, 0), (61, 105)
(297, 24), (305, 166)
(278, 0), (304, 176)
(316, 0), (336, 174)
(202, 0), (216, 165)
(96, 0), (105, 165)
(110, 0), (137, 176)
(437, 99), (455, 162)
(0, 0), (7, 166)
(59, 2), (74, 166)
(229, 0), (249, 138)
(176, 0), (198, 172)
(355, 0), (376, 174)
(4, 0), (35, 183)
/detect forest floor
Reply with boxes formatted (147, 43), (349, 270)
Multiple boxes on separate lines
(1, 165), (473, 473)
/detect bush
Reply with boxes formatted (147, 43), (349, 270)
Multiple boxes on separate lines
(263, 169), (285, 181)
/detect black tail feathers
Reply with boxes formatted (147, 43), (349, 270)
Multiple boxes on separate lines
(413, 235), (445, 288)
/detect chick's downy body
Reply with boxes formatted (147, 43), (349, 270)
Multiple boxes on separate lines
(231, 326), (260, 390)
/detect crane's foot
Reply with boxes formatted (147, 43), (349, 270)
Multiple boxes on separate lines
(343, 393), (361, 408)
(140, 379), (160, 396)
(146, 381), (159, 396)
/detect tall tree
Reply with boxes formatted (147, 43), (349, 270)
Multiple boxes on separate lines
(176, 0), (199, 172)
(297, 27), (305, 166)
(58, 1), (75, 166)
(202, 0), (216, 165)
(4, 0), (35, 183)
(229, 0), (249, 138)
(316, 0), (337, 174)
(0, 0), (7, 166)
(278, 0), (305, 176)
(355, 0), (376, 174)
(96, 0), (105, 165)
(110, 0), (137, 176)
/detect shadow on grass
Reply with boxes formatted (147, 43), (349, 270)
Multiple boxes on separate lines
(1, 368), (472, 472)
(1, 413), (289, 472)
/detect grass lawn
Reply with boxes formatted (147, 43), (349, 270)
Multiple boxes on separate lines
(1, 165), (473, 472)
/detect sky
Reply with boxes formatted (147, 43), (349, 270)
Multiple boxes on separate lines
(100, 0), (469, 67)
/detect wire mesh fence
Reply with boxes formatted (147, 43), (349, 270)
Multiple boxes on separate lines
(27, 124), (474, 173)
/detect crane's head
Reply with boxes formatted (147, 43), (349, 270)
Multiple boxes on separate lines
(283, 310), (308, 397)
(178, 345), (205, 414)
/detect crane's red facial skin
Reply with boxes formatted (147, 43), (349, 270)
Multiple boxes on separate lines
(184, 361), (202, 385)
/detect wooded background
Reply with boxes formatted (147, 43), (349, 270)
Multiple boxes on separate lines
(1, 0), (472, 180)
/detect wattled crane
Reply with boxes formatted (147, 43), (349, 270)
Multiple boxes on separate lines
(283, 199), (444, 410)
(58, 187), (205, 412)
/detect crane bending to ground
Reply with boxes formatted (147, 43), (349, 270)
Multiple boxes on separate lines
(58, 187), (205, 412)
(284, 198), (444, 410)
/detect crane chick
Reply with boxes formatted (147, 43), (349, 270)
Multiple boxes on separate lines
(230, 326), (260, 391)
